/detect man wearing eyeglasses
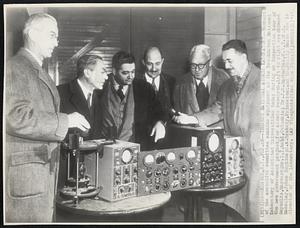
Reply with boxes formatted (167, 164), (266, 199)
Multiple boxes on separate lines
(173, 44), (229, 120)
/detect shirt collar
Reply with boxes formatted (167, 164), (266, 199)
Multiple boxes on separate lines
(112, 76), (128, 94)
(144, 73), (160, 88)
(77, 78), (94, 100)
(24, 48), (43, 67)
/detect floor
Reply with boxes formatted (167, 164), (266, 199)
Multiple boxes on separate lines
(55, 191), (246, 224)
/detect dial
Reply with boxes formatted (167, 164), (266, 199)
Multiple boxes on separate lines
(231, 139), (239, 150)
(144, 154), (154, 166)
(186, 150), (196, 160)
(122, 149), (133, 163)
(166, 152), (176, 164)
(208, 133), (220, 152)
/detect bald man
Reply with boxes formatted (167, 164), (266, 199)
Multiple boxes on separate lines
(141, 47), (176, 118)
(173, 44), (229, 123)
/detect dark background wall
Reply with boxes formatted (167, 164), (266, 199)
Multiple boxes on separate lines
(5, 6), (262, 85)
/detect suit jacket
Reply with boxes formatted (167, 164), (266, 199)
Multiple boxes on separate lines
(138, 72), (176, 119)
(5, 48), (69, 222)
(195, 63), (261, 221)
(173, 65), (229, 116)
(57, 79), (97, 140)
(94, 75), (166, 150)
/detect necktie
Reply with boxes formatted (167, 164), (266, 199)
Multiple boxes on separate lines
(196, 80), (209, 111)
(117, 85), (125, 101)
(234, 76), (243, 94)
(152, 78), (158, 93)
(87, 92), (92, 109)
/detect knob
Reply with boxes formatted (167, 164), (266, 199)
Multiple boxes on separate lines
(162, 182), (170, 190)
(154, 169), (161, 177)
(115, 170), (121, 175)
(115, 178), (121, 185)
(189, 166), (195, 171)
(162, 167), (170, 176)
(133, 167), (138, 173)
(189, 179), (194, 186)
(124, 178), (130, 184)
(181, 165), (187, 173)
(205, 173), (211, 180)
(173, 168), (179, 174)
(124, 168), (130, 175)
(180, 179), (187, 187)
(146, 170), (153, 178)
(133, 175), (137, 182)
(119, 187), (125, 193)
(214, 154), (219, 160)
(155, 184), (160, 190)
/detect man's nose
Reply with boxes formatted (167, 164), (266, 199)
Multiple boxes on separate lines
(128, 72), (134, 79)
(225, 62), (231, 69)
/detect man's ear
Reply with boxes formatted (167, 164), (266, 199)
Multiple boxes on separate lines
(28, 29), (39, 43)
(84, 68), (90, 78)
(161, 58), (164, 65)
(142, 59), (145, 66)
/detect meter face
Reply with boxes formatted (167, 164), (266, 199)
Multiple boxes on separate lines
(122, 149), (132, 163)
(208, 133), (220, 152)
(144, 154), (154, 166)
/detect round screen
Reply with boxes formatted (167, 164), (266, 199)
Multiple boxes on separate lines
(144, 154), (154, 166)
(122, 149), (132, 163)
(186, 150), (196, 160)
(231, 139), (239, 150)
(166, 152), (176, 163)
(208, 133), (220, 152)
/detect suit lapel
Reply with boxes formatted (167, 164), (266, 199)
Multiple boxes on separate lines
(69, 80), (91, 122)
(185, 74), (199, 113)
(20, 49), (60, 112)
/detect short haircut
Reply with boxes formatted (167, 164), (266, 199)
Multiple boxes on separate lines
(23, 13), (57, 41)
(112, 51), (135, 70)
(143, 46), (163, 61)
(77, 55), (103, 78)
(189, 44), (211, 62)
(222, 39), (248, 55)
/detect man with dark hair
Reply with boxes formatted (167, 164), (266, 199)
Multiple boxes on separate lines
(57, 54), (108, 188)
(57, 54), (108, 139)
(5, 13), (90, 222)
(93, 51), (167, 150)
(173, 39), (261, 221)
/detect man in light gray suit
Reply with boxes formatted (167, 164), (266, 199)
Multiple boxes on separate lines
(173, 44), (229, 125)
(5, 13), (90, 223)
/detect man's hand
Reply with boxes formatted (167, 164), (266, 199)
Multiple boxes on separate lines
(172, 112), (204, 126)
(67, 112), (91, 132)
(150, 121), (166, 143)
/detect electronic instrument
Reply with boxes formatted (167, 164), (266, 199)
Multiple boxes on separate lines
(224, 136), (245, 187)
(97, 140), (140, 201)
(137, 147), (201, 196)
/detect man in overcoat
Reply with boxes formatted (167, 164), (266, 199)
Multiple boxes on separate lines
(173, 40), (261, 221)
(5, 13), (90, 222)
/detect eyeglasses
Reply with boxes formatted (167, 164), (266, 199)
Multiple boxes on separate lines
(190, 60), (210, 70)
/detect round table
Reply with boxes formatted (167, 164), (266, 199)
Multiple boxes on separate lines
(56, 192), (171, 221)
(179, 176), (247, 222)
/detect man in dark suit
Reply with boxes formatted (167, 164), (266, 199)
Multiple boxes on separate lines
(57, 54), (108, 188)
(140, 46), (176, 118)
(94, 51), (167, 151)
(5, 13), (90, 222)
(57, 55), (108, 140)
(173, 44), (229, 126)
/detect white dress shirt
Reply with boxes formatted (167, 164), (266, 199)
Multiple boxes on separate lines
(145, 73), (160, 90)
(77, 78), (94, 107)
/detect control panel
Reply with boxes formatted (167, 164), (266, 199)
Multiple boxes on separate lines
(200, 130), (225, 188)
(224, 136), (245, 187)
(98, 140), (140, 201)
(137, 147), (201, 196)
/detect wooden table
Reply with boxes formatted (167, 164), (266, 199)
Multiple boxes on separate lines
(180, 176), (247, 222)
(56, 192), (171, 221)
